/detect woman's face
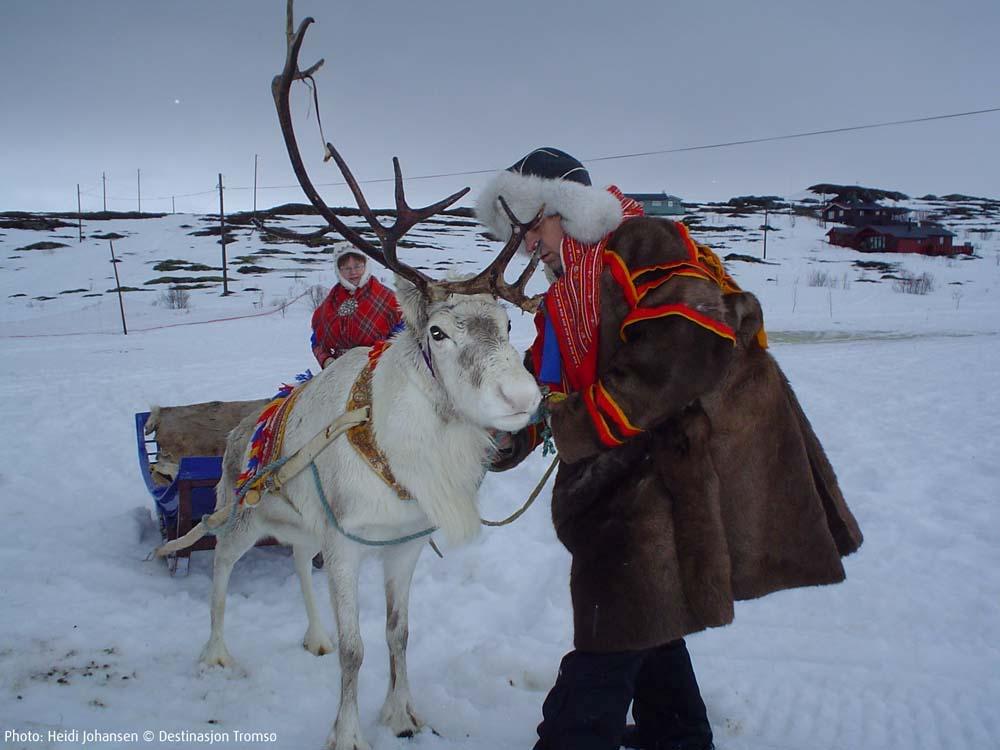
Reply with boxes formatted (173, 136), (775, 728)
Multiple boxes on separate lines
(338, 255), (367, 286)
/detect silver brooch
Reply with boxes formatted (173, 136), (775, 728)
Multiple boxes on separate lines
(337, 298), (358, 317)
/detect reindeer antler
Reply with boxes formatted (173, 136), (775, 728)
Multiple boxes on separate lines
(432, 197), (546, 313)
(267, 3), (543, 310)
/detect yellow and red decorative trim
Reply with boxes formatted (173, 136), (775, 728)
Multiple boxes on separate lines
(594, 382), (643, 439)
(603, 250), (639, 307)
(582, 385), (624, 447)
(631, 259), (700, 283)
(621, 303), (736, 344)
(635, 265), (717, 299)
(367, 339), (392, 368)
(674, 222), (702, 262)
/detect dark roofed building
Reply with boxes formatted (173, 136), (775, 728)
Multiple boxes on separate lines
(625, 192), (685, 216)
(822, 199), (909, 226)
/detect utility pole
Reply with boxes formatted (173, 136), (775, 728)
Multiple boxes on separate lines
(172, 196), (176, 215)
(137, 168), (142, 214)
(762, 206), (769, 260)
(76, 184), (83, 242)
(102, 172), (107, 212)
(109, 240), (128, 335)
(219, 173), (230, 295)
(253, 153), (259, 218)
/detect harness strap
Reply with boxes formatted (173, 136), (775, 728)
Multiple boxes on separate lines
(268, 407), (370, 493)
(346, 343), (415, 500)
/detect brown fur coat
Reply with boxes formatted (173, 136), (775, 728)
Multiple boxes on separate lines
(500, 217), (862, 652)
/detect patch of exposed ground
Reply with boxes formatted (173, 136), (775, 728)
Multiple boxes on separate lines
(15, 241), (70, 252)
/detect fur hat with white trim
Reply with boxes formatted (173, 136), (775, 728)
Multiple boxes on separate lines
(476, 147), (623, 245)
(332, 242), (371, 292)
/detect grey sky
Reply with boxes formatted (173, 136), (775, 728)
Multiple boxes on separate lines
(1, 0), (998, 214)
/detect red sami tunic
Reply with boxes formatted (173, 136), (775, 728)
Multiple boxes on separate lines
(310, 277), (402, 367)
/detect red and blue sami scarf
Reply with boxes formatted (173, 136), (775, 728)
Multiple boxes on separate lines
(531, 186), (643, 393)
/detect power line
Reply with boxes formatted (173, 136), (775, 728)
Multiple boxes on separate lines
(78, 106), (1000, 201)
(248, 105), (1000, 190)
(582, 106), (1000, 164)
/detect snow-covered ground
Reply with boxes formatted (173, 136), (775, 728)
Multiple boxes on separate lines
(1, 199), (999, 750)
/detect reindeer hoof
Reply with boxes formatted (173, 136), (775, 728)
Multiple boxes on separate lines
(396, 723), (438, 740)
(198, 640), (235, 668)
(199, 654), (234, 669)
(303, 634), (335, 656)
(303, 625), (335, 656)
(380, 701), (424, 738)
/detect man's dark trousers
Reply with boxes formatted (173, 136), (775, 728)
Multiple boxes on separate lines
(533, 639), (713, 750)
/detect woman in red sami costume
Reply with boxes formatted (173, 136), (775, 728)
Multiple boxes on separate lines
(310, 244), (404, 369)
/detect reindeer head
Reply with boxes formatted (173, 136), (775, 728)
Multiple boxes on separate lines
(265, 9), (544, 433)
(396, 279), (541, 432)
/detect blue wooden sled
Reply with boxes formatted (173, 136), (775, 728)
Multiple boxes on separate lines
(135, 411), (223, 574)
(136, 410), (281, 575)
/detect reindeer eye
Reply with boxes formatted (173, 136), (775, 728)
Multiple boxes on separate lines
(429, 326), (448, 341)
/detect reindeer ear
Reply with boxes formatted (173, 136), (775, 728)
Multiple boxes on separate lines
(394, 274), (429, 331)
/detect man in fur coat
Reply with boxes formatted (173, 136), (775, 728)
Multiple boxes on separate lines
(480, 148), (863, 750)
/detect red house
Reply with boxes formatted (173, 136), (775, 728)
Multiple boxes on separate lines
(827, 223), (974, 256)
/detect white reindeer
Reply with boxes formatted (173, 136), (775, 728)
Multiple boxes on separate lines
(156, 9), (547, 749)
(188, 280), (539, 749)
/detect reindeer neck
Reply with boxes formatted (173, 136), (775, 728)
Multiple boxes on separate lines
(366, 333), (492, 477)
(374, 331), (455, 424)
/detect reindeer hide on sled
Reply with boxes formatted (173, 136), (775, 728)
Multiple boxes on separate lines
(145, 399), (268, 485)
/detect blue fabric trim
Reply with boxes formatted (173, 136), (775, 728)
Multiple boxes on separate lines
(539, 315), (562, 385)
(390, 320), (406, 334)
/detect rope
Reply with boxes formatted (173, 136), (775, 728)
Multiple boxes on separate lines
(480, 455), (558, 527)
(304, 76), (330, 159)
(0, 288), (313, 340)
(310, 462), (436, 546)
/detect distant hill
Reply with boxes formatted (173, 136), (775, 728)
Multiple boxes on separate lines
(807, 184), (909, 202)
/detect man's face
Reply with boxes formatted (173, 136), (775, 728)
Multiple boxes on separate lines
(338, 255), (367, 286)
(524, 214), (565, 275)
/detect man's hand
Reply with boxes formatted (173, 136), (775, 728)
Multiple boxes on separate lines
(488, 429), (514, 452)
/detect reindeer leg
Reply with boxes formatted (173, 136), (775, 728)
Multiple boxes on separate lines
(378, 539), (426, 737)
(293, 542), (335, 656)
(323, 537), (369, 750)
(199, 524), (256, 668)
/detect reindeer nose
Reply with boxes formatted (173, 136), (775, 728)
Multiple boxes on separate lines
(498, 384), (519, 409)
(499, 382), (542, 414)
